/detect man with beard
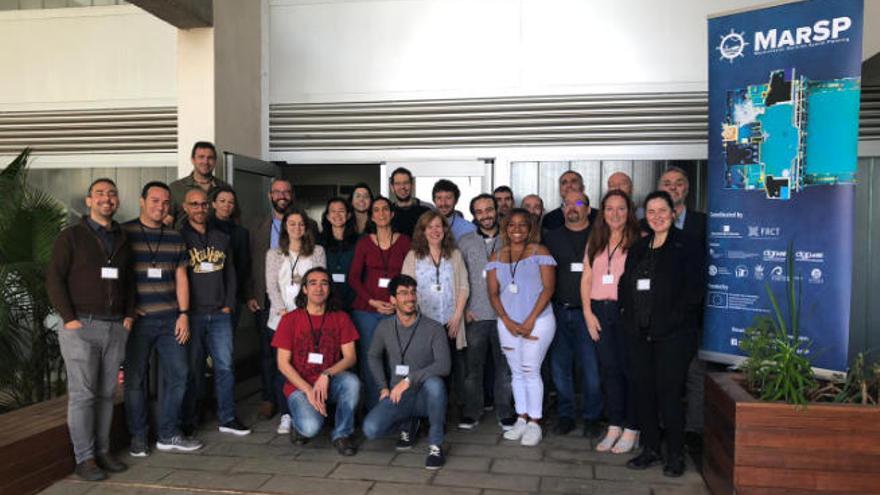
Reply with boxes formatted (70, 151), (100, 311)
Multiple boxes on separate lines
(542, 171), (596, 231)
(245, 178), (294, 421)
(520, 194), (544, 222)
(167, 141), (231, 227)
(179, 189), (250, 437)
(389, 167), (431, 237)
(455, 194), (515, 431)
(543, 191), (603, 437)
(431, 179), (475, 241)
(492, 185), (514, 219)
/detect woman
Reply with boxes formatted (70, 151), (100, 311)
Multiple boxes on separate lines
(209, 186), (251, 329)
(580, 190), (641, 454)
(266, 207), (327, 331)
(348, 196), (411, 409)
(319, 197), (360, 310)
(618, 191), (705, 477)
(486, 208), (556, 446)
(348, 182), (374, 234)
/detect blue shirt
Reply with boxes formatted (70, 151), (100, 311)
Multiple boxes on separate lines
(270, 218), (282, 250)
(487, 251), (556, 322)
(448, 214), (476, 241)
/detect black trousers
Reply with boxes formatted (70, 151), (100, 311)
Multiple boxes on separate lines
(628, 329), (696, 460)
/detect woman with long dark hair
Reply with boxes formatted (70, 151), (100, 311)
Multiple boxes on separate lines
(319, 197), (360, 310)
(580, 189), (641, 454)
(348, 182), (374, 235)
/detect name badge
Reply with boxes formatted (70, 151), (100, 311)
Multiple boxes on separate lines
(307, 353), (324, 365)
(395, 364), (410, 376)
(101, 267), (119, 280)
(637, 278), (651, 291)
(147, 267), (162, 279)
(378, 277), (391, 288)
(508, 283), (519, 294)
(481, 269), (487, 279)
(602, 274), (615, 285)
(431, 284), (443, 293)
(199, 262), (214, 272)
(570, 262), (584, 272)
(332, 273), (346, 283)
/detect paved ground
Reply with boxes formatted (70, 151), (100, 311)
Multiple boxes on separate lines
(40, 393), (709, 495)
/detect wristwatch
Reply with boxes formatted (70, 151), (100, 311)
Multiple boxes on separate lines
(321, 370), (332, 377)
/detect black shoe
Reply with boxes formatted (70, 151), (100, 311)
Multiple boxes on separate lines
(583, 419), (603, 438)
(664, 455), (686, 477)
(552, 417), (576, 436)
(219, 418), (252, 436)
(333, 436), (357, 456)
(457, 416), (479, 430)
(425, 444), (445, 470)
(289, 427), (309, 446)
(626, 448), (663, 470)
(396, 429), (415, 451)
(498, 416), (517, 431)
(95, 454), (127, 473)
(74, 458), (107, 481)
(129, 436), (150, 458)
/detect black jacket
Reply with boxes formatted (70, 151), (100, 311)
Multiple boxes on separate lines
(619, 228), (705, 340)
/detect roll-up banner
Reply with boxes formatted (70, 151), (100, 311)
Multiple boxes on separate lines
(703, 0), (863, 374)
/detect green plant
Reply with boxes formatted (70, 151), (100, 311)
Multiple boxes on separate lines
(0, 149), (68, 412)
(739, 244), (817, 406)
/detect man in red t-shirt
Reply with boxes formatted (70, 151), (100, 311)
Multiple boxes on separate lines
(272, 267), (360, 455)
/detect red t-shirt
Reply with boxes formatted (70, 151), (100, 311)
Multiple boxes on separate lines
(271, 309), (359, 397)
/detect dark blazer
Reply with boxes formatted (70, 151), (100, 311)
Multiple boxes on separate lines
(618, 228), (705, 340)
(246, 216), (273, 302)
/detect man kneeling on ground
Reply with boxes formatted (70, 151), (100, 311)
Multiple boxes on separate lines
(362, 275), (451, 470)
(272, 267), (360, 455)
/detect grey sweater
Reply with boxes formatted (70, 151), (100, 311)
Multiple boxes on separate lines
(368, 314), (450, 390)
(457, 231), (500, 321)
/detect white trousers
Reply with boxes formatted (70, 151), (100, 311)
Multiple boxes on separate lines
(497, 311), (556, 419)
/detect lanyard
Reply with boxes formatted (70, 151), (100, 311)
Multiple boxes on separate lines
(139, 222), (164, 267)
(288, 253), (301, 283)
(306, 312), (327, 353)
(484, 236), (497, 260)
(607, 239), (623, 275)
(507, 246), (526, 283)
(394, 315), (421, 363)
(429, 251), (442, 285)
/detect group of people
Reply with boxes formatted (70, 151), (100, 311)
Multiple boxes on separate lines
(48, 140), (706, 483)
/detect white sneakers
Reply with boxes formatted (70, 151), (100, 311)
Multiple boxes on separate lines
(277, 413), (292, 434)
(502, 417), (542, 446)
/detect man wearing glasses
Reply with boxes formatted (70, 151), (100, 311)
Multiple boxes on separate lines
(179, 189), (251, 437)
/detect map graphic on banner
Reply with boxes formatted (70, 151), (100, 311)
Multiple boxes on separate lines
(704, 0), (863, 373)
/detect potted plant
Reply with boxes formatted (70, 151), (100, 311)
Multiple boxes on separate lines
(703, 248), (880, 495)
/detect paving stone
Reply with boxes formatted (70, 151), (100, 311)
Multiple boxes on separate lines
(260, 474), (372, 495)
(444, 430), (501, 445)
(109, 465), (173, 483)
(37, 480), (93, 495)
(447, 443), (543, 460)
(541, 434), (596, 451)
(369, 482), (480, 495)
(432, 470), (540, 492)
(545, 448), (628, 466)
(651, 483), (711, 495)
(330, 463), (433, 483)
(232, 457), (337, 477)
(199, 441), (294, 459)
(158, 469), (271, 491)
(142, 453), (238, 472)
(392, 453), (490, 472)
(357, 436), (401, 451)
(594, 464), (704, 485)
(83, 484), (223, 495)
(491, 458), (594, 479)
(539, 477), (651, 495)
(296, 449), (396, 466)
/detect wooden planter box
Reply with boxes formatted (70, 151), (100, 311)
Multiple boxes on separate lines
(704, 372), (880, 494)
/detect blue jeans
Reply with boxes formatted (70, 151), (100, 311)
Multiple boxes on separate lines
(351, 310), (391, 411)
(592, 300), (637, 429)
(182, 311), (236, 426)
(286, 371), (361, 440)
(362, 376), (447, 446)
(124, 314), (188, 441)
(550, 304), (603, 421)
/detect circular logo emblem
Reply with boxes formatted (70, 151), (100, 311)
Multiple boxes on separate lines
(718, 29), (748, 62)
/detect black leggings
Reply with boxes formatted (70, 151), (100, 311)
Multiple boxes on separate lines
(628, 329), (696, 460)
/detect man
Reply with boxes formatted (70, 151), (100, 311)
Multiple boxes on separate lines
(492, 185), (514, 219)
(167, 141), (231, 227)
(389, 167), (431, 236)
(657, 166), (708, 458)
(456, 194), (515, 431)
(272, 267), (360, 455)
(245, 178), (293, 427)
(543, 191), (603, 437)
(607, 171), (643, 219)
(179, 189), (251, 437)
(47, 178), (136, 481)
(542, 170), (596, 231)
(432, 179), (475, 241)
(362, 275), (451, 470)
(123, 181), (202, 456)
(520, 194), (544, 221)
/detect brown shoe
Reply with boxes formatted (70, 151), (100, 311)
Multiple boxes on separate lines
(95, 453), (128, 473)
(332, 436), (357, 456)
(258, 400), (275, 419)
(74, 458), (107, 481)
